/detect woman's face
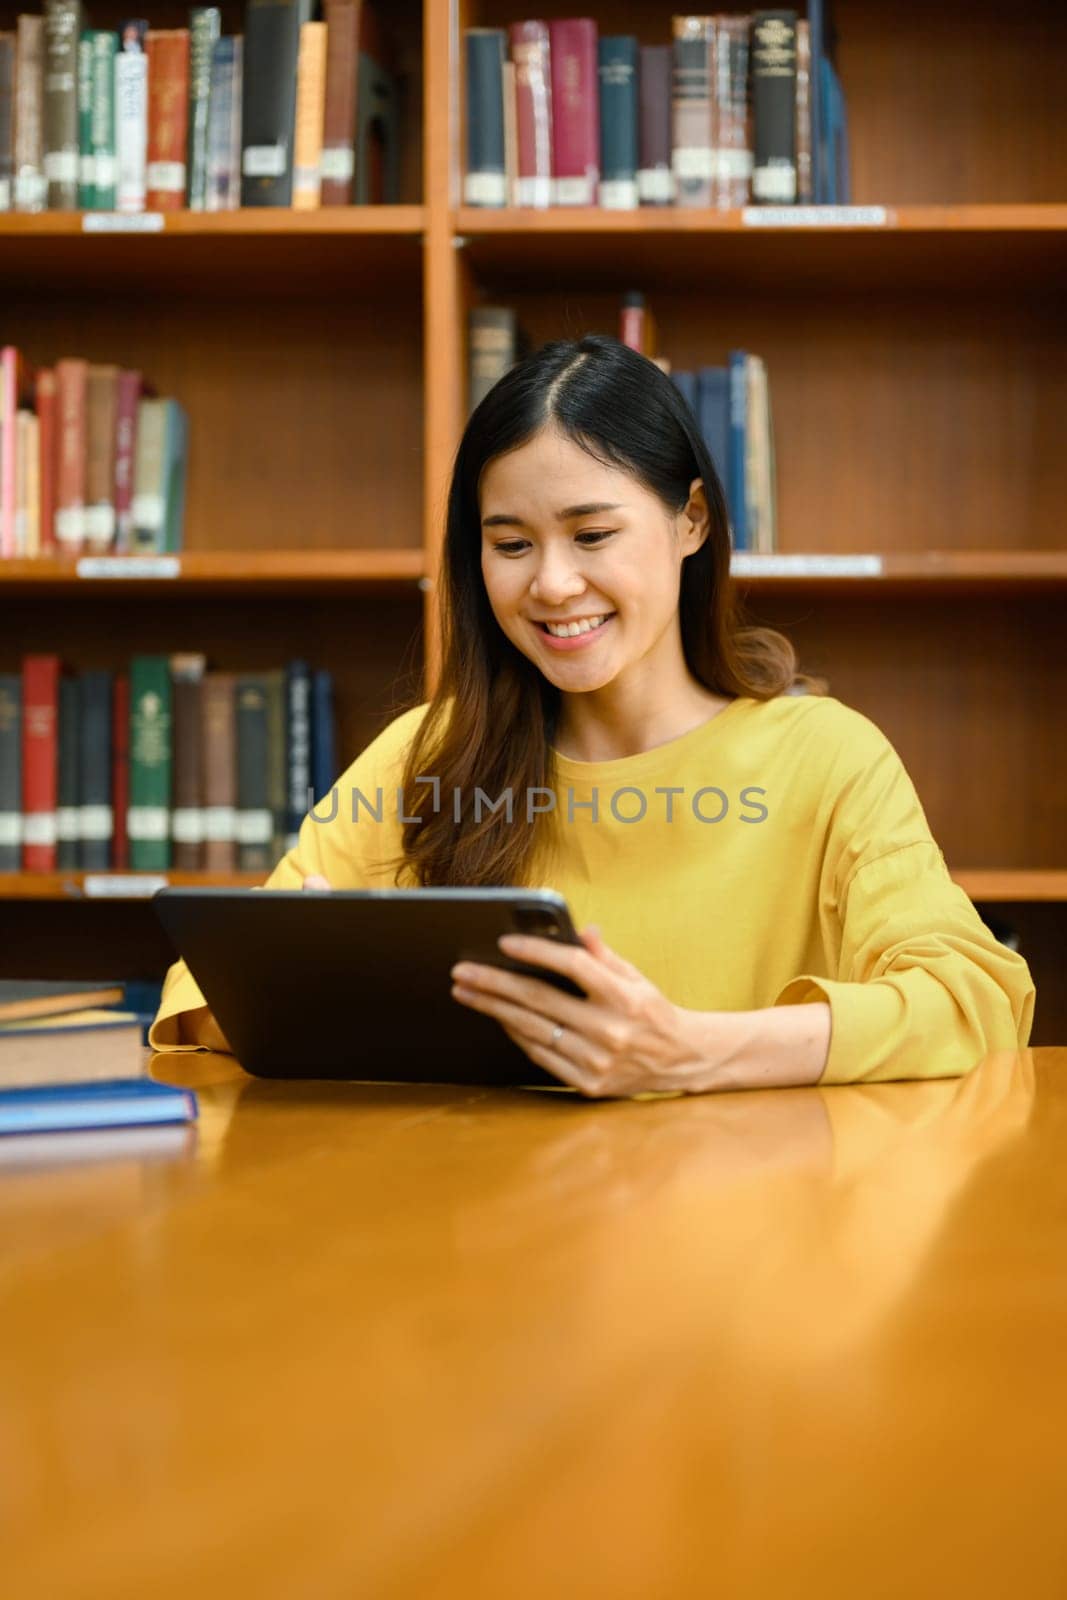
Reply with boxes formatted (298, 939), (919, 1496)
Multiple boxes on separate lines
(478, 426), (707, 696)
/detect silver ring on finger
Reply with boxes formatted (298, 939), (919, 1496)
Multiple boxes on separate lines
(550, 1022), (564, 1048)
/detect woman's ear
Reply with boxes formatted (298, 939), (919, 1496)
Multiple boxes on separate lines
(680, 478), (711, 555)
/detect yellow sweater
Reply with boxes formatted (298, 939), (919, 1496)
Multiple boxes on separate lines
(149, 693), (1035, 1084)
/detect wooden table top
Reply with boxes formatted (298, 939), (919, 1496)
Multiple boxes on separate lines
(2, 1047), (1066, 1598)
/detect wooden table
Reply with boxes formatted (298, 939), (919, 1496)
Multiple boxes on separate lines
(2, 1048), (1066, 1598)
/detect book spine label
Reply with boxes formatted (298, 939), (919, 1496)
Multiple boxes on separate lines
(321, 0), (360, 205)
(285, 661), (311, 848)
(171, 657), (205, 869)
(85, 364), (118, 550)
(752, 11), (798, 204)
(206, 37), (241, 211)
(728, 351), (749, 551)
(0, 675), (21, 868)
(146, 29), (189, 210)
(43, 0), (82, 209)
(54, 357), (87, 552)
(115, 22), (148, 214)
(57, 674), (79, 867)
(292, 20), (327, 209)
(638, 44), (673, 205)
(77, 670), (113, 869)
(672, 18), (712, 206)
(202, 673), (236, 870)
(111, 673), (129, 869)
(35, 369), (57, 555)
(241, 0), (301, 208)
(712, 18), (754, 206)
(795, 20), (812, 204)
(128, 656), (171, 871)
(464, 30), (507, 207)
(510, 21), (553, 208)
(113, 370), (140, 552)
(468, 307), (517, 413)
(21, 655), (60, 871)
(90, 30), (117, 207)
(14, 17), (46, 212)
(187, 8), (221, 210)
(598, 36), (638, 209)
(549, 19), (599, 204)
(77, 31), (94, 207)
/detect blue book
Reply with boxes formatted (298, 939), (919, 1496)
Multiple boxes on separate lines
(697, 367), (731, 523)
(727, 351), (749, 553)
(285, 659), (312, 843)
(819, 58), (836, 204)
(598, 36), (639, 209)
(808, 0), (825, 202)
(311, 669), (336, 808)
(671, 370), (699, 425)
(0, 1078), (197, 1137)
(828, 61), (850, 203)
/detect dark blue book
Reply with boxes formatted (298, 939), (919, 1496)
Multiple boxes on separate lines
(808, 0), (825, 201)
(597, 36), (639, 209)
(672, 370), (699, 426)
(697, 367), (731, 516)
(728, 351), (749, 552)
(0, 673), (20, 870)
(819, 57), (836, 204)
(284, 659), (312, 845)
(464, 29), (507, 207)
(78, 669), (113, 871)
(0, 1078), (197, 1136)
(311, 669), (336, 809)
(828, 60), (850, 203)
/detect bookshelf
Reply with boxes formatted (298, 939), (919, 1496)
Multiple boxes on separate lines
(2, 0), (1065, 1045)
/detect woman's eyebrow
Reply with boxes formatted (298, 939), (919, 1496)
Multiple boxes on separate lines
(481, 502), (626, 528)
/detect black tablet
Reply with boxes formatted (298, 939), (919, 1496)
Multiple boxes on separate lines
(153, 886), (587, 1087)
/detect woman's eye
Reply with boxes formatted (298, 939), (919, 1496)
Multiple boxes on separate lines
(494, 541), (528, 555)
(576, 530), (615, 545)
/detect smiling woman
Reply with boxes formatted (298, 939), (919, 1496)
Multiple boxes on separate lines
(150, 336), (1035, 1097)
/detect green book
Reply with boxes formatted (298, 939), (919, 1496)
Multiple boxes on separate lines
(128, 656), (172, 872)
(76, 31), (94, 209)
(187, 8), (221, 210)
(162, 400), (188, 554)
(90, 30), (117, 210)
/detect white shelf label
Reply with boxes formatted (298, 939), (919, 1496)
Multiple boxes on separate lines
(82, 211), (165, 233)
(742, 206), (891, 228)
(76, 556), (180, 579)
(731, 553), (884, 578)
(83, 874), (169, 899)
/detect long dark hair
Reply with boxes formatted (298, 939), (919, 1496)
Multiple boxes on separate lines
(391, 334), (815, 887)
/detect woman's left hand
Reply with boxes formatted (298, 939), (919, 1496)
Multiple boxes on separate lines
(450, 925), (714, 1098)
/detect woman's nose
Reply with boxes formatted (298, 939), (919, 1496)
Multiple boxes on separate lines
(529, 549), (585, 603)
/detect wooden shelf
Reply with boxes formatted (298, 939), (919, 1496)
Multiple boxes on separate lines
(951, 872), (1067, 904)
(1, 869), (1063, 904)
(0, 550), (426, 593)
(728, 551), (1067, 594)
(0, 871), (265, 901)
(0, 206), (427, 296)
(454, 204), (1067, 292)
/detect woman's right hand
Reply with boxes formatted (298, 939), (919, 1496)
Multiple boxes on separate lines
(302, 875), (332, 891)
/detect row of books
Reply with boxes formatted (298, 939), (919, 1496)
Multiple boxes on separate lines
(0, 349), (186, 560)
(465, 13), (849, 212)
(468, 299), (778, 553)
(0, 0), (401, 215)
(0, 653), (337, 874)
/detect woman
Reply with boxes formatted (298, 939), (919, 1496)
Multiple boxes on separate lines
(150, 336), (1034, 1095)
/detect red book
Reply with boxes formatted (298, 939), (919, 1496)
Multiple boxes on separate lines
(113, 371), (142, 554)
(35, 368), (57, 556)
(510, 21), (553, 208)
(548, 18), (598, 206)
(21, 654), (60, 871)
(54, 358), (88, 557)
(111, 673), (130, 869)
(146, 30), (190, 211)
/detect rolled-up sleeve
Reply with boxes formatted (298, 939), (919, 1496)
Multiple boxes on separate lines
(773, 717), (1036, 1084)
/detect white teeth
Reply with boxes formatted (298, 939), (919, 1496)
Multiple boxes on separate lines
(544, 614), (609, 638)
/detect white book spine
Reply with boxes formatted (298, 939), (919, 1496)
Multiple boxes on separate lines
(115, 51), (148, 214)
